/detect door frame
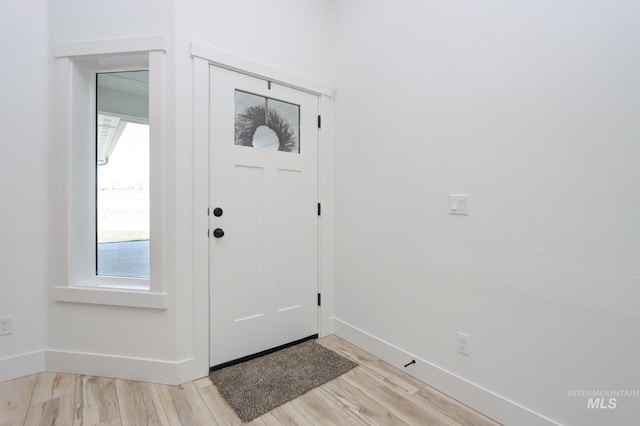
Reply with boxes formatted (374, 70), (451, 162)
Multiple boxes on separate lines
(191, 42), (334, 377)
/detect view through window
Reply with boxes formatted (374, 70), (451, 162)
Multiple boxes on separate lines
(96, 70), (150, 279)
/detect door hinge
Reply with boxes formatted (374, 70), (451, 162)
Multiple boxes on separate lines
(317, 115), (321, 129)
(207, 207), (210, 216)
(317, 293), (321, 306)
(207, 228), (210, 237)
(317, 203), (321, 216)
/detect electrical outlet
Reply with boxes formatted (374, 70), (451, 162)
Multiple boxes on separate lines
(0, 315), (14, 335)
(457, 331), (470, 356)
(449, 194), (470, 215)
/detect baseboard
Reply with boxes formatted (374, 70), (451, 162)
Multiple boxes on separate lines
(45, 350), (197, 385)
(333, 318), (560, 426)
(0, 350), (46, 382)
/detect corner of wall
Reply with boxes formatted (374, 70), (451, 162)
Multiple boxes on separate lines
(332, 318), (561, 426)
(0, 351), (46, 383)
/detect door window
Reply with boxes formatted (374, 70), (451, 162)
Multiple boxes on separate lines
(234, 90), (300, 153)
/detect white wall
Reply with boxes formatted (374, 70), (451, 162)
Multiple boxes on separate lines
(177, 0), (334, 85)
(45, 0), (187, 384)
(41, 0), (334, 384)
(49, 0), (173, 44)
(6, 1), (636, 423)
(332, 1), (640, 425)
(0, 0), (49, 381)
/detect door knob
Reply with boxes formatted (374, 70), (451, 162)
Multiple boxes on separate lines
(213, 207), (223, 217)
(213, 228), (225, 238)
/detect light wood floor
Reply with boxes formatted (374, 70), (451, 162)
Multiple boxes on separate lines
(0, 335), (500, 425)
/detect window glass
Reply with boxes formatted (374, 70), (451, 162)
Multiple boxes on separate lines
(234, 90), (300, 153)
(96, 71), (150, 278)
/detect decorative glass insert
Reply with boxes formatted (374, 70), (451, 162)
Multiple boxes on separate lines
(96, 70), (150, 279)
(235, 90), (300, 153)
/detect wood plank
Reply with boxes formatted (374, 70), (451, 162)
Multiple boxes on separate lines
(115, 379), (170, 426)
(195, 383), (240, 425)
(157, 382), (214, 425)
(72, 375), (83, 426)
(293, 387), (367, 425)
(250, 412), (302, 426)
(192, 377), (213, 389)
(96, 418), (122, 426)
(0, 374), (37, 426)
(320, 375), (409, 425)
(319, 335), (423, 395)
(24, 394), (73, 426)
(257, 401), (315, 426)
(413, 384), (502, 426)
(342, 367), (459, 426)
(30, 372), (76, 405)
(73, 376), (120, 425)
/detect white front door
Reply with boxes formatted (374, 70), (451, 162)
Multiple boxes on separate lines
(209, 65), (319, 367)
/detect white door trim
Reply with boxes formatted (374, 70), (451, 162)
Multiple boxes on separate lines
(191, 45), (334, 378)
(191, 41), (333, 97)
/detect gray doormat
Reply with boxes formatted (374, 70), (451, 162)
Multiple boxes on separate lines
(209, 339), (358, 422)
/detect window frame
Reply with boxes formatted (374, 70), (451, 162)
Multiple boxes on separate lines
(52, 37), (167, 309)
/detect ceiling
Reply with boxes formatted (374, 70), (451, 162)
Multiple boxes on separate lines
(97, 70), (149, 165)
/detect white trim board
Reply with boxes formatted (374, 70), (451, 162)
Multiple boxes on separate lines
(53, 286), (168, 309)
(191, 55), (211, 384)
(333, 318), (561, 426)
(191, 41), (333, 97)
(317, 93), (335, 338)
(45, 350), (195, 385)
(0, 351), (46, 382)
(54, 35), (167, 58)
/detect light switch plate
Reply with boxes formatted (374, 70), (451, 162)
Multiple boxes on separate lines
(449, 194), (469, 215)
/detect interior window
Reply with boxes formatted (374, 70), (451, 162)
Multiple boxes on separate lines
(96, 70), (150, 279)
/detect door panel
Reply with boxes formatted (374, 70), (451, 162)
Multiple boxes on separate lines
(209, 66), (319, 367)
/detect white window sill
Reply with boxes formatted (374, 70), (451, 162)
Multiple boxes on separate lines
(54, 285), (167, 309)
